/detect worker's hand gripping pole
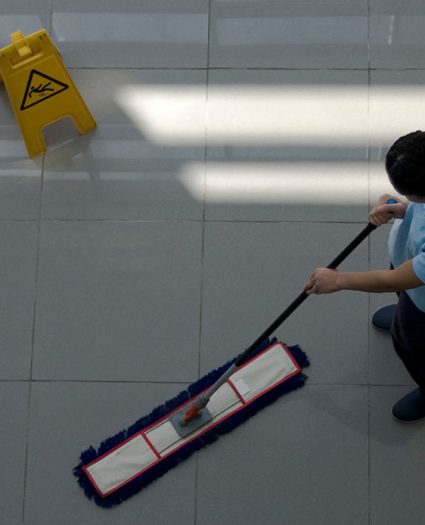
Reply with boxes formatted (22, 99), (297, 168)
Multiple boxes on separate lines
(171, 222), (377, 436)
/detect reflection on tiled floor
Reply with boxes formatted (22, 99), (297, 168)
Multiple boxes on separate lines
(1, 1), (425, 524)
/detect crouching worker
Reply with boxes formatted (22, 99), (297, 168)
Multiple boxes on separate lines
(304, 130), (425, 423)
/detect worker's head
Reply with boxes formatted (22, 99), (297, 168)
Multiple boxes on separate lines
(386, 130), (425, 201)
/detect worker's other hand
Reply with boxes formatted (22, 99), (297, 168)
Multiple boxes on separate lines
(304, 268), (341, 295)
(369, 194), (407, 226)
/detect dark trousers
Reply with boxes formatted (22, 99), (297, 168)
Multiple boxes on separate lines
(391, 291), (425, 390)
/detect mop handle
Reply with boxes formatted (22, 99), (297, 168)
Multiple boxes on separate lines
(235, 201), (398, 367)
(182, 202), (400, 423)
(184, 215), (397, 424)
(234, 221), (378, 367)
(185, 221), (378, 416)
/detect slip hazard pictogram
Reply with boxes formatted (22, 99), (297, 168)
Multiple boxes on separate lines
(20, 69), (69, 110)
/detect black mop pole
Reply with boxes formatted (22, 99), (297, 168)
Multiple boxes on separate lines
(176, 221), (377, 430)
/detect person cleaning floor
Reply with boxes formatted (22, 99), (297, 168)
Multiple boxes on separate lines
(304, 130), (425, 423)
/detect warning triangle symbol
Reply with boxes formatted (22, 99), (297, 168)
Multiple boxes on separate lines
(20, 69), (69, 111)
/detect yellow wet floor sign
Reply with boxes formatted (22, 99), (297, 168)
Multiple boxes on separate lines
(0, 29), (96, 157)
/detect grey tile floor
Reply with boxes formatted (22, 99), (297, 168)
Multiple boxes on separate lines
(1, 1), (425, 524)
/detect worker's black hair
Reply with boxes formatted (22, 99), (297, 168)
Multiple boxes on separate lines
(386, 130), (425, 197)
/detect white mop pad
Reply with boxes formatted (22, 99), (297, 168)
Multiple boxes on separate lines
(84, 342), (300, 497)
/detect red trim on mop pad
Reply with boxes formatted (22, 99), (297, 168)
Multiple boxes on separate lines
(83, 342), (301, 498)
(227, 379), (247, 405)
(142, 432), (161, 460)
(83, 431), (164, 498)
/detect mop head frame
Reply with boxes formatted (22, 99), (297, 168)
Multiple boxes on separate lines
(74, 338), (309, 507)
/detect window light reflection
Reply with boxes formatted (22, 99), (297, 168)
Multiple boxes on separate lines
(181, 161), (370, 205)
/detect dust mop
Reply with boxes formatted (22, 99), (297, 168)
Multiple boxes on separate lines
(74, 222), (376, 507)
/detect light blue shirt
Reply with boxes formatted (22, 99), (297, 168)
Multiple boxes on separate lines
(388, 203), (425, 312)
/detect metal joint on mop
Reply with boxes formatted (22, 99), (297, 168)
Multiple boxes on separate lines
(182, 405), (200, 424)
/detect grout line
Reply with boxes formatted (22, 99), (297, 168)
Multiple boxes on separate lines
(194, 6), (212, 523)
(21, 152), (44, 523)
(49, 0), (54, 34)
(367, 0), (371, 72)
(368, 381), (372, 525)
(197, 2), (212, 381)
(367, 233), (372, 525)
(367, 2), (372, 519)
(0, 218), (376, 225)
(207, 0), (212, 72)
(194, 452), (199, 525)
(195, 72), (208, 385)
(1, 378), (194, 384)
(0, 378), (411, 387)
(67, 66), (425, 73)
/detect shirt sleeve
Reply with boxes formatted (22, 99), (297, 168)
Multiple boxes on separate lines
(413, 247), (425, 284)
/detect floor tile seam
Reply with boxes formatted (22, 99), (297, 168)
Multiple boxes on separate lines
(367, 0), (371, 72)
(187, 2), (210, 512)
(2, 218), (370, 224)
(0, 218), (371, 227)
(304, 383), (370, 387)
(367, 383), (372, 525)
(0, 379), (33, 384)
(0, 219), (40, 223)
(21, 379), (193, 385)
(0, 379), (411, 387)
(366, 12), (372, 516)
(302, 382), (410, 388)
(197, 89), (209, 382)
(197, 10), (211, 382)
(65, 66), (425, 72)
(48, 0), (54, 34)
(69, 67), (372, 72)
(203, 219), (371, 226)
(38, 218), (203, 223)
(21, 153), (44, 523)
(195, 29), (210, 513)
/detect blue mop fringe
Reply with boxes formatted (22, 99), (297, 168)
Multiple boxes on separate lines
(73, 339), (309, 507)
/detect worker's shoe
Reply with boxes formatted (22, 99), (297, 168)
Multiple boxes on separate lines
(372, 304), (397, 331)
(392, 388), (425, 423)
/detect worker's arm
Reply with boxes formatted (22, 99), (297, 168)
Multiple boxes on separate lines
(304, 259), (424, 295)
